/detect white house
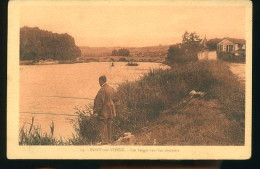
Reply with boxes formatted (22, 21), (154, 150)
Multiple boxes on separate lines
(217, 38), (246, 56)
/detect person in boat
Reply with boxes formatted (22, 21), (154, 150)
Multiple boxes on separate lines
(93, 75), (116, 144)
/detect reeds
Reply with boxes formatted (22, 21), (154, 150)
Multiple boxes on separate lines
(19, 117), (63, 145)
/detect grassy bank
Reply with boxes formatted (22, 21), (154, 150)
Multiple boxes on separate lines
(113, 60), (244, 145)
(19, 60), (245, 145)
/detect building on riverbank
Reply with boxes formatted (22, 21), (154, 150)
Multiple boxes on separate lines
(217, 38), (246, 57)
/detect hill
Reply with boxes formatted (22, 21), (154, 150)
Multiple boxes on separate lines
(79, 45), (170, 62)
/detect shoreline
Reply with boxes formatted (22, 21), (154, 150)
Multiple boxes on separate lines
(19, 60), (165, 65)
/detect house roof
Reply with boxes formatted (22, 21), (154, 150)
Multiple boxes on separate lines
(223, 38), (246, 44)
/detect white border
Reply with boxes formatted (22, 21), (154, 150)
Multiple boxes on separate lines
(7, 0), (252, 159)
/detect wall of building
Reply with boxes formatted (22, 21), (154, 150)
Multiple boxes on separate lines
(217, 39), (235, 52)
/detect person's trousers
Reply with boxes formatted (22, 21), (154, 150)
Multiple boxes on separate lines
(99, 118), (113, 144)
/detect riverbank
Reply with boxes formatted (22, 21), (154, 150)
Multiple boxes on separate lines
(19, 60), (245, 145)
(20, 57), (164, 65)
(113, 60), (245, 145)
(20, 60), (84, 65)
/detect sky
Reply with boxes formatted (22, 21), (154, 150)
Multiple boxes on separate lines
(20, 4), (246, 47)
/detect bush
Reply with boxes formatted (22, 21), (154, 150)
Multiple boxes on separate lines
(166, 44), (185, 63)
(218, 52), (245, 63)
(72, 106), (101, 145)
(167, 32), (202, 63)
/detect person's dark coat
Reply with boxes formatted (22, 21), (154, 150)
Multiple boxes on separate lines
(94, 83), (116, 119)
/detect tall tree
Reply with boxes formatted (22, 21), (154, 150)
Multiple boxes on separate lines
(181, 31), (203, 58)
(167, 31), (202, 63)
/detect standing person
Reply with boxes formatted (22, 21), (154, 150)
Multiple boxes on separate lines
(93, 76), (116, 144)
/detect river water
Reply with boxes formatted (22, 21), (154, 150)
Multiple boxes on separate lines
(20, 62), (169, 138)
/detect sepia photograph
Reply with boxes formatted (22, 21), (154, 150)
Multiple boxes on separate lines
(7, 0), (252, 159)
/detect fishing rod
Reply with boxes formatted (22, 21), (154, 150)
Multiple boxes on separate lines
(39, 96), (95, 100)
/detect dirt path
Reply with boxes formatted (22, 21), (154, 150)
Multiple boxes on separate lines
(228, 63), (245, 83)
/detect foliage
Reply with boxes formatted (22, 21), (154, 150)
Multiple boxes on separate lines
(20, 26), (81, 61)
(112, 49), (118, 56)
(206, 38), (222, 51)
(71, 105), (101, 145)
(167, 31), (202, 63)
(19, 117), (64, 145)
(166, 44), (185, 63)
(218, 52), (245, 63)
(111, 48), (130, 56)
(181, 31), (203, 57)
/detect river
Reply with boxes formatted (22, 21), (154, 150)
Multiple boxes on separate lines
(20, 62), (169, 138)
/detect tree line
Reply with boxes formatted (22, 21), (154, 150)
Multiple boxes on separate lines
(166, 31), (221, 63)
(20, 26), (81, 61)
(111, 48), (130, 56)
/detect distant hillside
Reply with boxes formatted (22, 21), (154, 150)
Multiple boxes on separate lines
(80, 45), (170, 58)
(20, 26), (81, 61)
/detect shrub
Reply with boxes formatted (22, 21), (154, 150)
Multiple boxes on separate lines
(167, 32), (202, 63)
(217, 52), (245, 63)
(72, 106), (101, 145)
